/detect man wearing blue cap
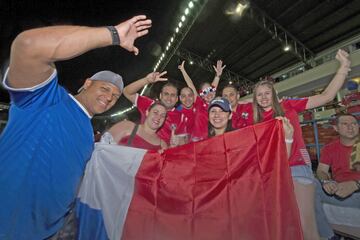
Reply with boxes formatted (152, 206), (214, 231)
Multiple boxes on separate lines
(0, 15), (151, 239)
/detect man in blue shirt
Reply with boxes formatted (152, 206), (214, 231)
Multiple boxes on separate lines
(0, 15), (152, 239)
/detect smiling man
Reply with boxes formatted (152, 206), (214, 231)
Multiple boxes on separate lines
(76, 71), (122, 115)
(179, 87), (195, 109)
(222, 84), (253, 129)
(0, 15), (152, 239)
(175, 87), (196, 136)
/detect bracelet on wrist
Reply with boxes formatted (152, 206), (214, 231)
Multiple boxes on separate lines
(285, 138), (293, 144)
(106, 26), (120, 45)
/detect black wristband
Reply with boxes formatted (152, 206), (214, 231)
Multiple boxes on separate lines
(106, 26), (120, 46)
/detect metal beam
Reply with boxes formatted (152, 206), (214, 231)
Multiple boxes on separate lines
(247, 2), (315, 67)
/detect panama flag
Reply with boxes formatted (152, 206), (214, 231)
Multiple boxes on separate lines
(76, 119), (303, 240)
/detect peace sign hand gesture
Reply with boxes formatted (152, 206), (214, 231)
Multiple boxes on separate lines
(145, 71), (168, 84)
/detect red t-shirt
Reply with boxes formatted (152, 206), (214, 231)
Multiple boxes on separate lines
(232, 103), (253, 129)
(237, 99), (310, 167)
(176, 105), (196, 137)
(320, 138), (360, 182)
(191, 96), (209, 141)
(135, 94), (187, 144)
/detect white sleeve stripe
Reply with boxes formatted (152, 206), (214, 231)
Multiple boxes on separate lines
(2, 68), (57, 92)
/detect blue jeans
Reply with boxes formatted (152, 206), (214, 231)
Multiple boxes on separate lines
(314, 179), (360, 238)
(291, 165), (316, 185)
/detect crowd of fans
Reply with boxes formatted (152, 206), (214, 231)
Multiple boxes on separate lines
(0, 12), (359, 240)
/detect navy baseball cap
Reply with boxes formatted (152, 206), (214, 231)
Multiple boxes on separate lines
(208, 97), (232, 112)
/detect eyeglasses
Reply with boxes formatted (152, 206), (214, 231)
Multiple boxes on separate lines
(199, 86), (216, 97)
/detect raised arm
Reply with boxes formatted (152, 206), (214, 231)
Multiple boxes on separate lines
(178, 61), (198, 97)
(107, 120), (134, 143)
(211, 60), (226, 88)
(306, 49), (351, 109)
(8, 15), (152, 88)
(123, 71), (167, 104)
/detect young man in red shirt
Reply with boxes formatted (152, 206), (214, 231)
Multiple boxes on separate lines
(176, 87), (196, 136)
(222, 84), (253, 129)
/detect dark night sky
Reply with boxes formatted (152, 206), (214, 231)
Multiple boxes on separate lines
(0, 0), (181, 112)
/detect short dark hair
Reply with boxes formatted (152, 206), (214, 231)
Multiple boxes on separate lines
(335, 113), (357, 125)
(161, 82), (178, 96)
(180, 86), (194, 95)
(222, 84), (238, 94)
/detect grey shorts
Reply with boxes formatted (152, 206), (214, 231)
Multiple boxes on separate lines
(291, 165), (315, 185)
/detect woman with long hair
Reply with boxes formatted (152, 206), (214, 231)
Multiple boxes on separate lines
(249, 49), (350, 240)
(208, 97), (294, 152)
(105, 101), (168, 150)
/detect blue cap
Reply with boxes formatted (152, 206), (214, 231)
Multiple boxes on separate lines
(208, 97), (232, 112)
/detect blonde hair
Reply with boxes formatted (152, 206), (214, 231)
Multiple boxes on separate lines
(252, 80), (284, 123)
